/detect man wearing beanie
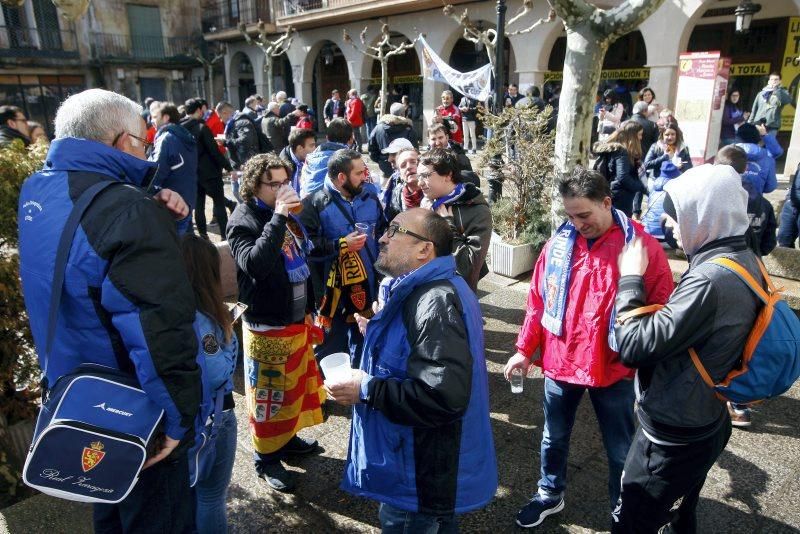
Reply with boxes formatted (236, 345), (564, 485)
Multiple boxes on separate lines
(735, 122), (782, 197)
(612, 164), (763, 532)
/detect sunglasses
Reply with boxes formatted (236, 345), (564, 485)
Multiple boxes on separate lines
(112, 131), (153, 150)
(385, 223), (431, 242)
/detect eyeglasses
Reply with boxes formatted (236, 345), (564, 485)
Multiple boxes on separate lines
(417, 172), (436, 182)
(12, 115), (26, 123)
(385, 223), (432, 242)
(112, 131), (153, 150)
(259, 178), (291, 191)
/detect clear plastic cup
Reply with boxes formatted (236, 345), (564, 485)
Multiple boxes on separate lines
(354, 223), (369, 236)
(320, 352), (352, 385)
(510, 368), (524, 394)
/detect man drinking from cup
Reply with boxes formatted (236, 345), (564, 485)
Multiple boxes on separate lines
(226, 153), (326, 492)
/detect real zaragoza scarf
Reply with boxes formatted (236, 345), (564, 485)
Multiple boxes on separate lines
(541, 209), (635, 352)
(255, 198), (312, 283)
(316, 238), (374, 329)
(431, 182), (466, 210)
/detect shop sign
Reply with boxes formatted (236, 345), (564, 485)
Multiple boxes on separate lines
(544, 68), (650, 82)
(730, 63), (771, 77)
(779, 17), (800, 132)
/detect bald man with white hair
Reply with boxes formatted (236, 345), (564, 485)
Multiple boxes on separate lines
(262, 100), (304, 153)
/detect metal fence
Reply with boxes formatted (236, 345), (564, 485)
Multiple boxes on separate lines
(0, 26), (79, 58)
(276, 0), (364, 17)
(202, 0), (272, 33)
(91, 33), (201, 63)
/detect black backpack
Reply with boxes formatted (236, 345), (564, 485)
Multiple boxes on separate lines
(229, 112), (273, 154)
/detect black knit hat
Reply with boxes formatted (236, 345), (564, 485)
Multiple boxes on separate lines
(736, 123), (761, 144)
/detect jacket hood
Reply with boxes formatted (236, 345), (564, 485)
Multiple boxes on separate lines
(380, 255), (458, 309)
(43, 137), (157, 187)
(378, 114), (412, 128)
(158, 123), (196, 149)
(592, 141), (625, 154)
(736, 142), (766, 161)
(306, 141), (348, 167)
(663, 164), (749, 257)
(179, 116), (202, 130)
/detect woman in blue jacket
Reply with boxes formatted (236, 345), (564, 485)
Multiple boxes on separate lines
(644, 122), (692, 179)
(642, 160), (681, 240)
(181, 235), (238, 534)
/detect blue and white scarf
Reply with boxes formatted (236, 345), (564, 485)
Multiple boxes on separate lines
(540, 209), (635, 352)
(431, 183), (466, 210)
(254, 198), (313, 283)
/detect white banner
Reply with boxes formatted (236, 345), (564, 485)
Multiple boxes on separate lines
(419, 36), (493, 102)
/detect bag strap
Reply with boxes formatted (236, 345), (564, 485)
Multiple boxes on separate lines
(708, 257), (771, 304)
(44, 180), (119, 377)
(326, 189), (377, 266)
(615, 304), (664, 325)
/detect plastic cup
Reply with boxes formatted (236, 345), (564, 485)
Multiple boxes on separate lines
(354, 223), (369, 236)
(320, 352), (352, 385)
(510, 369), (524, 394)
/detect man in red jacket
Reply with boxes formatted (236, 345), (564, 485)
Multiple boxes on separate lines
(436, 90), (463, 145)
(345, 88), (366, 153)
(504, 165), (673, 529)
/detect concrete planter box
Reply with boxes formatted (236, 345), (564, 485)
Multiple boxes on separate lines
(489, 240), (537, 278)
(1, 416), (34, 470)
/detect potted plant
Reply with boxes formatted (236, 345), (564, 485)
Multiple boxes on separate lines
(478, 102), (555, 278)
(0, 139), (46, 506)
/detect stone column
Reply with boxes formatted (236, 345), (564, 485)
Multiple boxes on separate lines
(646, 63), (678, 110)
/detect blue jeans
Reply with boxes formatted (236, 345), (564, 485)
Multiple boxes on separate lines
(778, 201), (799, 247)
(539, 377), (635, 507)
(314, 313), (365, 368)
(365, 116), (377, 138)
(195, 409), (237, 534)
(176, 213), (193, 236)
(378, 502), (459, 533)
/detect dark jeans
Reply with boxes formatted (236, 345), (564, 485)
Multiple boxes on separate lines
(778, 201), (800, 247)
(253, 432), (298, 470)
(94, 455), (194, 533)
(378, 502), (459, 534)
(611, 422), (732, 534)
(539, 377), (635, 507)
(196, 178), (228, 237)
(314, 313), (365, 368)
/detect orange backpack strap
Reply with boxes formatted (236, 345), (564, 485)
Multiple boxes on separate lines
(709, 258), (769, 304)
(689, 348), (716, 388)
(615, 304), (665, 326)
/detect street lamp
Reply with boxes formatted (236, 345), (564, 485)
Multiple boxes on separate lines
(494, 0), (506, 111)
(735, 1), (761, 34)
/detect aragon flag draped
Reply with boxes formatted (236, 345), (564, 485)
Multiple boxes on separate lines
(418, 36), (493, 102)
(242, 322), (326, 454)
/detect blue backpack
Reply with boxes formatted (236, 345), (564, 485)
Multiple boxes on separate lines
(689, 257), (800, 404)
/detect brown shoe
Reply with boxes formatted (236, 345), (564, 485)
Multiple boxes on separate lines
(728, 402), (752, 428)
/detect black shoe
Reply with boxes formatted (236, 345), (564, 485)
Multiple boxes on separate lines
(516, 491), (565, 528)
(282, 435), (320, 457)
(198, 232), (210, 241)
(226, 199), (237, 213)
(258, 462), (295, 492)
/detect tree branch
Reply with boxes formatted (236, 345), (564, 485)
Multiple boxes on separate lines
(506, 0), (534, 28)
(549, 0), (593, 27)
(508, 6), (556, 36)
(597, 0), (667, 39)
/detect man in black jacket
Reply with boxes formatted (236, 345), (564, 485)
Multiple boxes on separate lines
(226, 153), (325, 492)
(612, 164), (762, 533)
(0, 105), (30, 147)
(279, 127), (316, 194)
(262, 101), (303, 153)
(182, 98), (233, 238)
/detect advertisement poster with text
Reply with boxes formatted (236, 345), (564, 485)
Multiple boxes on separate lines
(780, 17), (800, 132)
(675, 51), (730, 165)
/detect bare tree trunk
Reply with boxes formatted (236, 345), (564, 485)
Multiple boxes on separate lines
(207, 64), (214, 103)
(266, 59), (274, 101)
(380, 58), (388, 117)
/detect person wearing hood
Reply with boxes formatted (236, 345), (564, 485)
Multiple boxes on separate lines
(151, 102), (198, 235)
(368, 102), (419, 183)
(18, 88), (199, 532)
(612, 164), (763, 532)
(0, 105), (31, 147)
(417, 149), (491, 292)
(734, 122), (782, 196)
(641, 160), (681, 241)
(301, 118), (353, 198)
(180, 98), (233, 240)
(593, 121), (647, 217)
(750, 72), (792, 135)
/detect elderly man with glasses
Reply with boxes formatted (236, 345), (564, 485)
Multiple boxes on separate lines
(17, 88), (198, 532)
(0, 105), (31, 147)
(326, 207), (497, 532)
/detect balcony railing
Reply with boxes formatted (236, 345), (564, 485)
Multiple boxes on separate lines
(202, 0), (272, 33)
(0, 26), (79, 58)
(91, 33), (201, 63)
(276, 0), (360, 17)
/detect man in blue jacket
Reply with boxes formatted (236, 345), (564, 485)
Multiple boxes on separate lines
(150, 101), (198, 235)
(326, 208), (497, 531)
(17, 88), (200, 532)
(299, 149), (385, 365)
(735, 122), (782, 197)
(300, 118), (353, 198)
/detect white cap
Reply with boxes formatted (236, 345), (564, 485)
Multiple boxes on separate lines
(381, 137), (414, 154)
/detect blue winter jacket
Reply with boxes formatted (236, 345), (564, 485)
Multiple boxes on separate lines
(18, 138), (201, 440)
(299, 179), (386, 306)
(150, 123), (198, 208)
(193, 312), (237, 398)
(736, 135), (783, 196)
(642, 174), (676, 239)
(300, 141), (348, 198)
(342, 255), (497, 515)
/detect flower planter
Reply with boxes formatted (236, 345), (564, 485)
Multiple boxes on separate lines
(5, 418), (35, 467)
(489, 240), (537, 278)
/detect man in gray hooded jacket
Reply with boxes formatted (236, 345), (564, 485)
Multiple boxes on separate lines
(611, 164), (762, 533)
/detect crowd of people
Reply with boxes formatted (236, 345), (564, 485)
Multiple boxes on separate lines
(7, 72), (795, 533)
